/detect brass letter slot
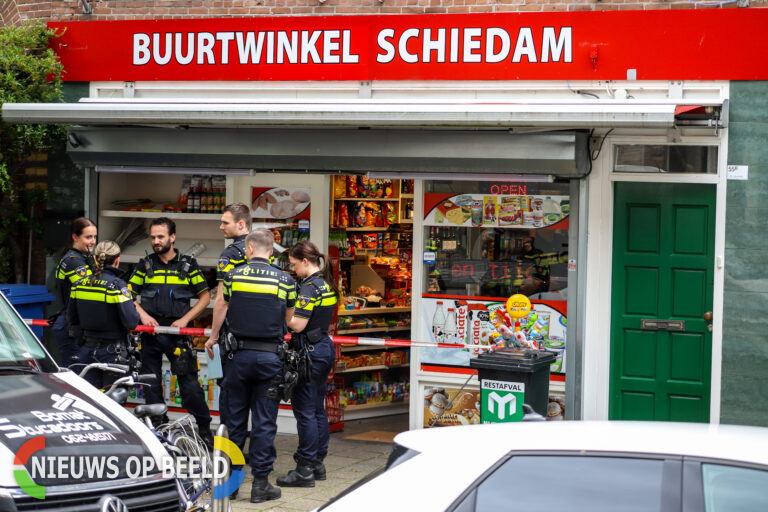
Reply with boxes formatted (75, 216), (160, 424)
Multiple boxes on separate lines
(641, 319), (686, 332)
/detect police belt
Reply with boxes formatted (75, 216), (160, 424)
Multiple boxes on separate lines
(238, 338), (283, 353)
(83, 336), (122, 348)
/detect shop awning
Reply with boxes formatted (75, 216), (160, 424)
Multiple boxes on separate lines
(0, 100), (706, 176)
(52, 126), (591, 176)
(2, 99), (678, 129)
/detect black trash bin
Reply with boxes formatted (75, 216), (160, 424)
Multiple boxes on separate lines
(470, 349), (555, 423)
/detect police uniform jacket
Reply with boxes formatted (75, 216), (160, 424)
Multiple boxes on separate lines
(294, 273), (338, 336)
(69, 266), (140, 341)
(217, 235), (247, 282)
(223, 257), (296, 341)
(55, 249), (96, 310)
(128, 251), (208, 321)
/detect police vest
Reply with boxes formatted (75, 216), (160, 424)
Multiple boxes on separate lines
(128, 252), (207, 319)
(216, 235), (247, 281)
(55, 249), (96, 308)
(70, 267), (140, 340)
(223, 258), (296, 341)
(294, 273), (338, 334)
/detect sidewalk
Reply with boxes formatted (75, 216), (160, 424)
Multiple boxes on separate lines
(231, 415), (408, 512)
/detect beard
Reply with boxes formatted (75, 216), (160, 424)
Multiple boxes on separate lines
(153, 240), (172, 255)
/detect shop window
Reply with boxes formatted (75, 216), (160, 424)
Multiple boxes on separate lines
(421, 180), (569, 370)
(614, 145), (718, 174)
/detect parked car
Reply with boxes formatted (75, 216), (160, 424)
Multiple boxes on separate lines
(0, 290), (181, 511)
(316, 421), (768, 512)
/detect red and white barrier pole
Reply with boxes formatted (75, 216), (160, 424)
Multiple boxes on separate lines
(24, 319), (500, 351)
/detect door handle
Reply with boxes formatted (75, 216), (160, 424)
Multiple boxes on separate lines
(703, 311), (713, 321)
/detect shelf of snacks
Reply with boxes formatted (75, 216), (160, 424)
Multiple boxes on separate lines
(337, 326), (411, 335)
(335, 197), (400, 202)
(335, 363), (410, 374)
(337, 306), (412, 316)
(335, 349), (409, 372)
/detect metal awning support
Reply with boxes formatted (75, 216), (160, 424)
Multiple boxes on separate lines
(2, 100), (679, 129)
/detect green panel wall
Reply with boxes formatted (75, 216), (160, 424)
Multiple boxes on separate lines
(722, 81), (768, 426)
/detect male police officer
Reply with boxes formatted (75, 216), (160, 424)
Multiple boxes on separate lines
(129, 217), (214, 449)
(218, 228), (296, 503)
(204, 203), (250, 434)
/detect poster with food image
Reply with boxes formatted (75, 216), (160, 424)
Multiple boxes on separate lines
(421, 296), (566, 373)
(251, 187), (311, 220)
(423, 386), (482, 427)
(424, 193), (569, 229)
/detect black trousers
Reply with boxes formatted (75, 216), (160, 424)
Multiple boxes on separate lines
(140, 332), (211, 430)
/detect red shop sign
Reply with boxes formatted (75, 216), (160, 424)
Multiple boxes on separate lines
(49, 9), (768, 82)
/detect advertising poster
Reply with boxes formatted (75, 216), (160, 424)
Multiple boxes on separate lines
(424, 193), (569, 229)
(421, 297), (566, 373)
(423, 386), (481, 428)
(251, 187), (311, 220)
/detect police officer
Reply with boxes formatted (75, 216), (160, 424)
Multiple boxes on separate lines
(128, 217), (213, 449)
(53, 217), (97, 367)
(220, 228), (296, 503)
(68, 241), (139, 388)
(204, 202), (250, 434)
(277, 241), (339, 488)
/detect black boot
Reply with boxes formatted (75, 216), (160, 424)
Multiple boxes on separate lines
(313, 461), (327, 481)
(276, 460), (315, 488)
(250, 476), (281, 503)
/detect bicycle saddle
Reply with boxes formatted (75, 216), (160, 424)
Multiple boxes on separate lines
(134, 403), (169, 420)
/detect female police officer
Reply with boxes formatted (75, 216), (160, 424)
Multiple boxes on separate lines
(54, 217), (97, 367)
(68, 240), (139, 388)
(277, 241), (339, 488)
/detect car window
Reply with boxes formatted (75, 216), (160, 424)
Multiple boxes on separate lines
(473, 455), (667, 512)
(702, 464), (768, 512)
(0, 293), (57, 372)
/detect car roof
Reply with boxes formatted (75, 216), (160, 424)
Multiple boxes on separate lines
(394, 421), (768, 466)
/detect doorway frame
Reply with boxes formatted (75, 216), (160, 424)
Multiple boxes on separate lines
(583, 126), (729, 423)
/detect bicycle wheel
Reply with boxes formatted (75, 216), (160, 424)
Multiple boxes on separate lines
(170, 432), (213, 511)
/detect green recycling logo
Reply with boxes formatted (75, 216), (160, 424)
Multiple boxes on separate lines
(480, 380), (525, 423)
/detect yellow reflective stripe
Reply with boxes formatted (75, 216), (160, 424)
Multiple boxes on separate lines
(320, 297), (338, 306)
(144, 275), (189, 285)
(231, 282), (279, 295)
(106, 294), (131, 304)
(70, 290), (105, 301)
(189, 273), (205, 285)
(237, 276), (281, 284)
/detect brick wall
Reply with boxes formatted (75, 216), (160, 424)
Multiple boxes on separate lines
(0, 0), (763, 25)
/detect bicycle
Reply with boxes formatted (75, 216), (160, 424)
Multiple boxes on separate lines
(79, 362), (229, 512)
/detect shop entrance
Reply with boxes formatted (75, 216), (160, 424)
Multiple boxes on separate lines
(609, 182), (715, 422)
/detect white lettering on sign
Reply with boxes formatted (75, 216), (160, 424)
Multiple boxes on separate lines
(376, 26), (571, 65)
(482, 379), (525, 392)
(133, 29), (361, 66)
(132, 26), (571, 67)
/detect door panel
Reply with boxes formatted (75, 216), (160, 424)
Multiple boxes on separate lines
(610, 183), (715, 422)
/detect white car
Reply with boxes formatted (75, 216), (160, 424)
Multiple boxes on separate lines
(317, 421), (768, 512)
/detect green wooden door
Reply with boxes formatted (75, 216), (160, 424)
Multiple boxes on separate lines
(610, 183), (715, 422)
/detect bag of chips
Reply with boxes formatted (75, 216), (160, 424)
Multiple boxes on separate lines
(354, 201), (367, 227)
(335, 177), (347, 198)
(359, 176), (370, 198)
(347, 175), (358, 197)
(384, 202), (397, 226)
(364, 201), (380, 227)
(337, 202), (349, 227)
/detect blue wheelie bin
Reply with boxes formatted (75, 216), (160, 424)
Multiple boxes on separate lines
(0, 284), (56, 339)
